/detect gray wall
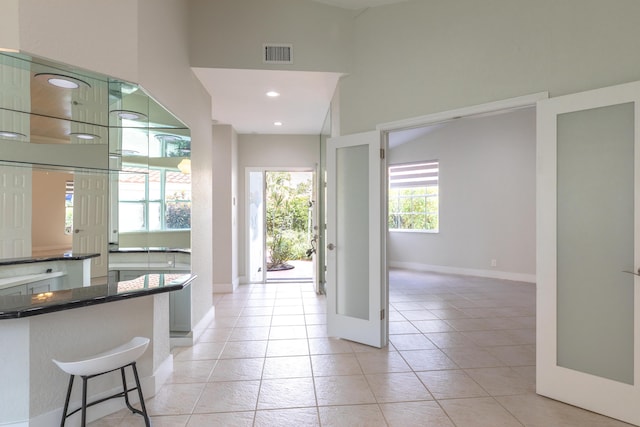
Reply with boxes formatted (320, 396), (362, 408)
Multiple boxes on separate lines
(341, 0), (640, 134)
(189, 0), (354, 73)
(388, 107), (536, 281)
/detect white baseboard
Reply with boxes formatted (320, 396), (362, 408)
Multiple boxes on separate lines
(389, 261), (536, 283)
(171, 306), (215, 348)
(152, 354), (174, 394)
(212, 282), (234, 293)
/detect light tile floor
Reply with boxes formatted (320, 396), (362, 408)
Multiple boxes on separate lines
(91, 269), (634, 426)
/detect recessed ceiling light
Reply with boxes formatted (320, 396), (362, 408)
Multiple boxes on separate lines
(111, 110), (148, 121)
(69, 132), (101, 140)
(34, 73), (91, 89)
(266, 91), (280, 97)
(274, 121), (283, 126)
(0, 130), (26, 138)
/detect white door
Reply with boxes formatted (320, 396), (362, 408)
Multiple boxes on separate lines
(73, 172), (108, 279)
(247, 169), (266, 283)
(326, 131), (388, 348)
(0, 164), (31, 258)
(537, 81), (640, 425)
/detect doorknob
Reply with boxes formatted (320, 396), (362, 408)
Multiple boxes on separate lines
(74, 229), (83, 234)
(327, 243), (336, 250)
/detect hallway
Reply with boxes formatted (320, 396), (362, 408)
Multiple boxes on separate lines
(92, 269), (633, 426)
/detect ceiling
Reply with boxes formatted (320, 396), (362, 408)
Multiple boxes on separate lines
(193, 68), (342, 135)
(192, 0), (411, 136)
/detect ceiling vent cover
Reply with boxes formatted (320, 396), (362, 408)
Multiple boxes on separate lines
(263, 43), (293, 64)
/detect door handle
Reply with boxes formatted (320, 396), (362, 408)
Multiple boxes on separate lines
(74, 229), (83, 234)
(327, 243), (336, 250)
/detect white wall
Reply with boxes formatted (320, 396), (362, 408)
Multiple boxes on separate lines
(189, 0), (354, 73)
(137, 0), (214, 325)
(341, 0), (640, 134)
(388, 107), (536, 282)
(237, 134), (320, 280)
(212, 124), (239, 292)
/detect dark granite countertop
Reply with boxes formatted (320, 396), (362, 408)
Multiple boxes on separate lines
(0, 252), (100, 267)
(0, 273), (196, 319)
(109, 247), (191, 254)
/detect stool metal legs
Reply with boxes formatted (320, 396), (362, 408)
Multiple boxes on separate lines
(59, 362), (151, 427)
(121, 362), (151, 427)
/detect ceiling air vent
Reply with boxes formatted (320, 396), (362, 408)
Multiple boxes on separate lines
(263, 43), (293, 64)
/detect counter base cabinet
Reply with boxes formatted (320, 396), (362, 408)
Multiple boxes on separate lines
(113, 270), (192, 333)
(169, 286), (191, 332)
(0, 277), (62, 296)
(0, 294), (173, 426)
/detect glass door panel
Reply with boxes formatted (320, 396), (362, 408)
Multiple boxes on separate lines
(336, 144), (370, 320)
(248, 170), (265, 283)
(556, 103), (635, 384)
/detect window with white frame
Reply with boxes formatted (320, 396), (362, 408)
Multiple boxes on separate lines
(118, 165), (191, 232)
(388, 161), (439, 232)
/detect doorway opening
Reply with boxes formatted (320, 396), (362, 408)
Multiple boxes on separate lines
(247, 168), (317, 284)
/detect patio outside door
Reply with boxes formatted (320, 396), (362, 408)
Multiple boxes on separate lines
(326, 131), (388, 348)
(537, 81), (640, 425)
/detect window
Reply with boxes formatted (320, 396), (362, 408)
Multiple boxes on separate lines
(64, 180), (73, 235)
(388, 161), (439, 232)
(118, 165), (191, 232)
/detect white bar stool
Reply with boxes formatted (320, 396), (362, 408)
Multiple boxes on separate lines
(52, 336), (151, 427)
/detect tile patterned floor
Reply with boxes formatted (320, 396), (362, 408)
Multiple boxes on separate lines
(90, 269), (634, 426)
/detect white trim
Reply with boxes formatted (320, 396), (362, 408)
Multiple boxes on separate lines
(377, 92), (548, 132)
(389, 261), (536, 284)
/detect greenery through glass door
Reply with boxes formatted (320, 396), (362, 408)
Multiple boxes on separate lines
(265, 171), (313, 271)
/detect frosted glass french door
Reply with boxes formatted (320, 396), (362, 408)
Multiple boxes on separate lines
(537, 81), (640, 425)
(326, 131), (388, 348)
(247, 170), (265, 283)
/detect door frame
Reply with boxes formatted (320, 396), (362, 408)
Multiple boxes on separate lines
(244, 166), (318, 284)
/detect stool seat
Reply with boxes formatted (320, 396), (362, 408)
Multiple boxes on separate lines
(53, 337), (149, 376)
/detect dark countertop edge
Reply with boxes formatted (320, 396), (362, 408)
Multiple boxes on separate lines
(0, 253), (100, 266)
(109, 248), (191, 254)
(0, 274), (197, 320)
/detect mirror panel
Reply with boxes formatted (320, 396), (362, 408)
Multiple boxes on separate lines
(0, 52), (191, 286)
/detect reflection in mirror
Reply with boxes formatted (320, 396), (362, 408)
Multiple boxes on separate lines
(0, 52), (191, 288)
(0, 161), (109, 277)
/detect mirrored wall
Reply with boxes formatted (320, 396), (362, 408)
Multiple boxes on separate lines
(0, 52), (191, 284)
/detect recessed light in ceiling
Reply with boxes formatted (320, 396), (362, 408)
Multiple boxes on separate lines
(274, 121), (283, 126)
(266, 91), (280, 97)
(69, 132), (101, 140)
(0, 130), (26, 138)
(111, 110), (148, 121)
(34, 73), (91, 89)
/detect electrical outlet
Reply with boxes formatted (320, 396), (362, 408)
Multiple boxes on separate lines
(491, 259), (497, 267)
